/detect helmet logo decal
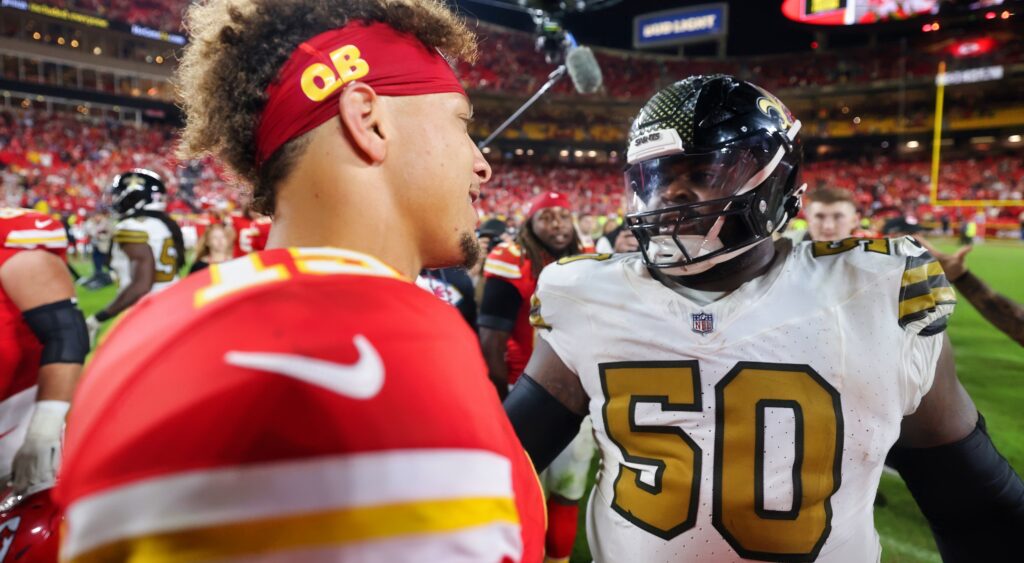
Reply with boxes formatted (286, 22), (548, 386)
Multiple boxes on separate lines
(0, 515), (21, 561)
(123, 174), (147, 190)
(756, 96), (793, 129)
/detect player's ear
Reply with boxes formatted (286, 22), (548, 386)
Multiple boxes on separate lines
(337, 82), (386, 164)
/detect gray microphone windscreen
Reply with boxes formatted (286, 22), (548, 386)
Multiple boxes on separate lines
(566, 46), (603, 94)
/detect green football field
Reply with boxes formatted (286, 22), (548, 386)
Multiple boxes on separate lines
(71, 238), (1024, 562)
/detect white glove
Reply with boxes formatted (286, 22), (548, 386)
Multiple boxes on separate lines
(86, 315), (101, 346)
(10, 401), (69, 495)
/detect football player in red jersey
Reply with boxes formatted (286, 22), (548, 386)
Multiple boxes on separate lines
(479, 192), (587, 563)
(229, 203), (273, 258)
(0, 208), (87, 533)
(480, 192), (583, 399)
(56, 2), (545, 562)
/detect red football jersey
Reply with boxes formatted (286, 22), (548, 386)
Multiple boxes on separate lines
(230, 214), (273, 258)
(57, 247), (545, 563)
(482, 242), (548, 385)
(0, 208), (68, 472)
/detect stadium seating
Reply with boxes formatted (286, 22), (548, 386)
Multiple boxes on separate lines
(2, 107), (1020, 226)
(37, 0), (192, 30)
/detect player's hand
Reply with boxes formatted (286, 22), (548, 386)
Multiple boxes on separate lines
(10, 401), (69, 494)
(85, 315), (101, 346)
(613, 229), (639, 253)
(916, 237), (972, 282)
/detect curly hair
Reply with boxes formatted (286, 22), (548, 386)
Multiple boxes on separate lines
(176, 0), (478, 216)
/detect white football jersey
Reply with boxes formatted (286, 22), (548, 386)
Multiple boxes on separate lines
(532, 237), (955, 563)
(111, 215), (179, 293)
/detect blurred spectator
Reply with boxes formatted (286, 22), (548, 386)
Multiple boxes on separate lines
(188, 222), (234, 274)
(81, 211), (112, 289)
(805, 187), (862, 241)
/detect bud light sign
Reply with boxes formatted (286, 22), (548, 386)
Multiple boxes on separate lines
(634, 3), (728, 49)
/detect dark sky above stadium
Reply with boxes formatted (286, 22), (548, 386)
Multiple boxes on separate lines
(455, 0), (814, 56)
(454, 0), (1022, 56)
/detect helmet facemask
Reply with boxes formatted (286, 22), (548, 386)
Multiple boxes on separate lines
(626, 124), (803, 275)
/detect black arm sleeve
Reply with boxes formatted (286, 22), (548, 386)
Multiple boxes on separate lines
(23, 299), (89, 365)
(504, 374), (584, 472)
(888, 414), (1024, 563)
(478, 277), (523, 332)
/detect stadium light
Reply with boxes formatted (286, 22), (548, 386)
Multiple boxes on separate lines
(907, 140), (920, 148)
(32, 32), (41, 40)
(1001, 11), (1011, 19)
(560, 149), (569, 157)
(93, 47), (102, 55)
(985, 11), (996, 20)
(853, 116), (861, 124)
(527, 149), (535, 156)
(514, 148), (525, 156)
(574, 150), (584, 157)
(1008, 135), (1022, 143)
(57, 37), (65, 45)
(482, 147), (492, 154)
(587, 150), (598, 157)
(71, 39), (79, 48)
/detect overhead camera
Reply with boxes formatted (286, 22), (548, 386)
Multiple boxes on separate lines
(535, 15), (570, 64)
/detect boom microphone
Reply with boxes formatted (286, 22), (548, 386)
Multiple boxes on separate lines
(566, 46), (603, 94)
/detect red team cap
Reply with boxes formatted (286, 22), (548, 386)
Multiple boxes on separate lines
(523, 191), (572, 218)
(256, 21), (467, 165)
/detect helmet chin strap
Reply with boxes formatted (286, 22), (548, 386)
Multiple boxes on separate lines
(647, 235), (760, 276)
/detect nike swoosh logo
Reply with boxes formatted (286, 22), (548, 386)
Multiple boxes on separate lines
(35, 220), (53, 228)
(224, 335), (385, 399)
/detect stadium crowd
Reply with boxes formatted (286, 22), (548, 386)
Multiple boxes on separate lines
(30, 0), (192, 30)
(2, 108), (1022, 232)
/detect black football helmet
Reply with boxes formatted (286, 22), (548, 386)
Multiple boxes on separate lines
(624, 75), (805, 275)
(109, 169), (167, 217)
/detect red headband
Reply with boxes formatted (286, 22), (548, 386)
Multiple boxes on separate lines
(255, 21), (467, 165)
(524, 191), (572, 217)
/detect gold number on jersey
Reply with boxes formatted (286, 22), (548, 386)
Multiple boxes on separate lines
(811, 237), (890, 257)
(600, 361), (842, 561)
(713, 363), (842, 560)
(155, 239), (177, 283)
(600, 362), (702, 539)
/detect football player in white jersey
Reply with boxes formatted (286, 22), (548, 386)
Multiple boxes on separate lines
(505, 75), (1024, 562)
(86, 169), (185, 343)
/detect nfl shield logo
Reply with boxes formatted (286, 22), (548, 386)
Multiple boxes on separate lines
(692, 312), (714, 335)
